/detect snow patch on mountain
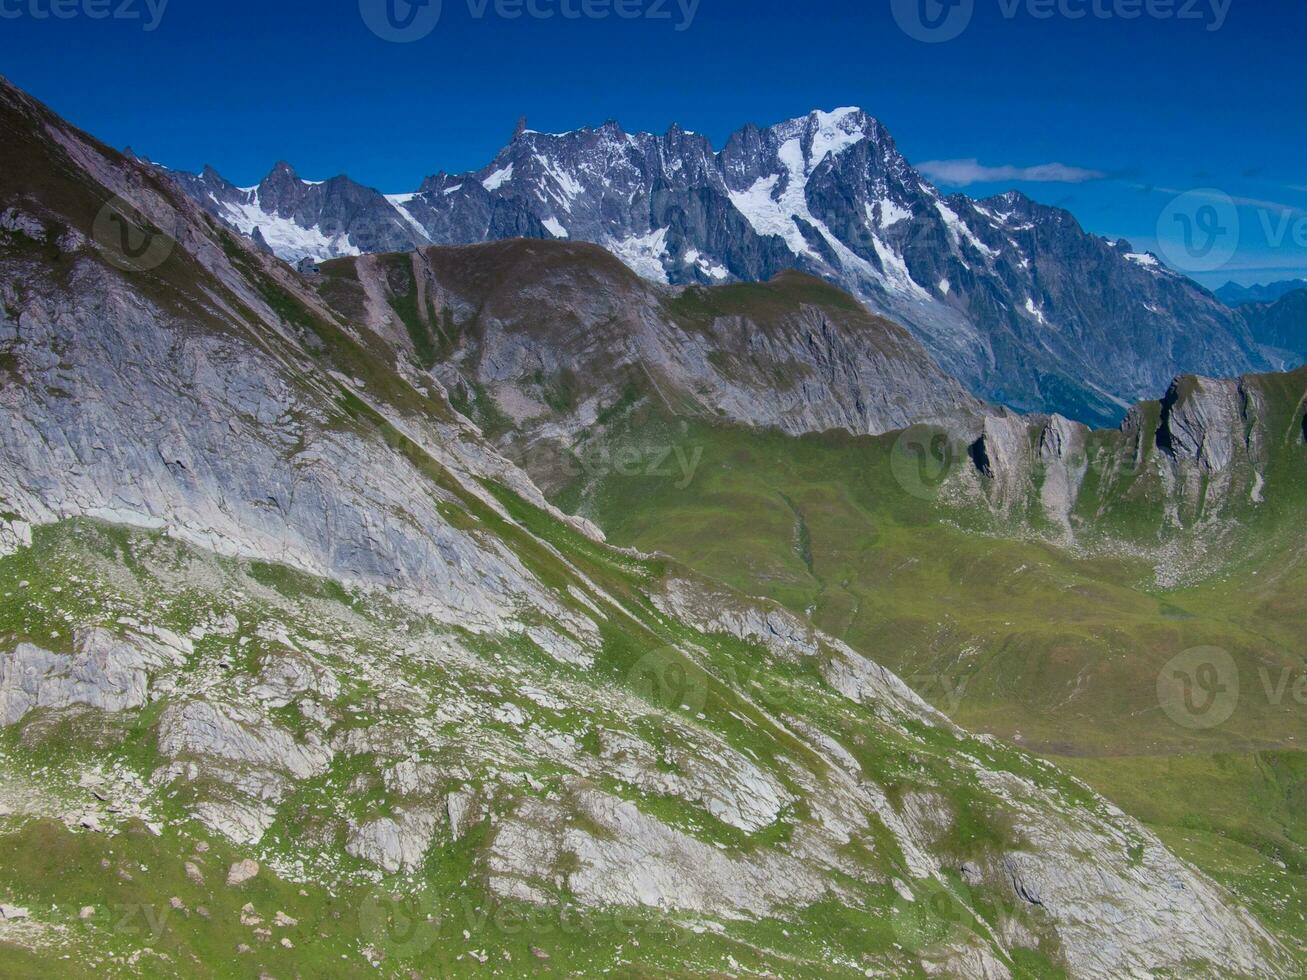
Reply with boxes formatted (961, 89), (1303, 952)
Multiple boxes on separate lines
(808, 106), (869, 163)
(729, 173), (804, 256)
(935, 200), (997, 261)
(684, 249), (729, 280)
(219, 194), (362, 263)
(875, 198), (911, 227)
(607, 227), (670, 282)
(386, 194), (434, 243)
(482, 164), (514, 191)
(535, 154), (584, 208)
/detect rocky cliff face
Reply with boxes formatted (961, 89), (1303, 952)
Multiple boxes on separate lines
(163, 108), (1286, 427)
(0, 76), (1296, 978)
(929, 361), (1307, 584)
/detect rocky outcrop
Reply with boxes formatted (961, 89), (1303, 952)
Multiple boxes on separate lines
(158, 701), (333, 780)
(976, 769), (1283, 980)
(487, 782), (827, 916)
(317, 241), (982, 451)
(914, 363), (1307, 568)
(0, 626), (188, 725)
(345, 809), (440, 873)
(1155, 375), (1247, 472)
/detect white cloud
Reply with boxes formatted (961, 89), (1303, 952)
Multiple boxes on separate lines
(918, 158), (1106, 187)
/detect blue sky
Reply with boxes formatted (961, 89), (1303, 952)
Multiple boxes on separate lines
(2, 0), (1304, 286)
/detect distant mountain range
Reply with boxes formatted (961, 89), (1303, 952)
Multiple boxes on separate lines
(156, 109), (1305, 428)
(1216, 279), (1307, 306)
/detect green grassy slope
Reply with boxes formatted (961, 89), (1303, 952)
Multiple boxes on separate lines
(557, 406), (1307, 957)
(0, 510), (1082, 978)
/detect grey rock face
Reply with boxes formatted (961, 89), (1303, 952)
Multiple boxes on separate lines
(0, 244), (597, 644)
(345, 809), (440, 873)
(0, 627), (187, 725)
(1156, 376), (1247, 473)
(226, 859), (259, 887)
(487, 781), (826, 916)
(977, 768), (1283, 980)
(159, 700), (333, 781)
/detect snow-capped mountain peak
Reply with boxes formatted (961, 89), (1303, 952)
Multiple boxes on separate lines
(162, 106), (1275, 426)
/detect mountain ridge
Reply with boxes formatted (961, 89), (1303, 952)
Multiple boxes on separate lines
(1217, 278), (1307, 306)
(155, 104), (1297, 428)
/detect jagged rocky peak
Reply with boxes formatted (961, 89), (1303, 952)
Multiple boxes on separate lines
(978, 188), (1069, 226)
(254, 160), (309, 208)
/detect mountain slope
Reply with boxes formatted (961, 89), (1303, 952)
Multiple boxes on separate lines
(0, 76), (1297, 978)
(309, 237), (984, 475)
(164, 108), (1284, 427)
(548, 359), (1307, 962)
